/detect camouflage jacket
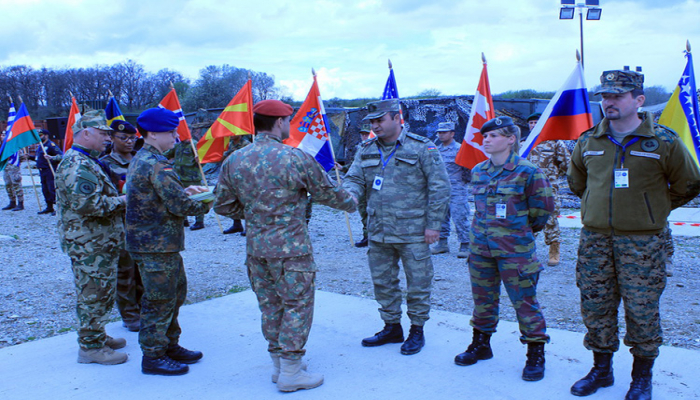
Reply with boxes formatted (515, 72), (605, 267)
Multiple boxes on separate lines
(100, 152), (133, 189)
(126, 143), (210, 253)
(436, 140), (471, 190)
(568, 112), (700, 235)
(165, 139), (203, 184)
(527, 140), (570, 187)
(214, 132), (356, 258)
(343, 128), (451, 243)
(222, 136), (251, 161)
(55, 144), (126, 255)
(470, 151), (554, 258)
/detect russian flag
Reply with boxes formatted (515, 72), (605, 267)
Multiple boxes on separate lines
(284, 76), (335, 171)
(520, 62), (593, 157)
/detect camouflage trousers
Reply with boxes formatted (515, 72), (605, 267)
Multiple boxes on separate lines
(542, 186), (561, 245)
(358, 194), (368, 238)
(3, 164), (24, 202)
(576, 228), (667, 359)
(131, 252), (188, 358)
(662, 223), (674, 260)
(440, 188), (471, 244)
(182, 180), (206, 224)
(69, 249), (119, 349)
(116, 249), (143, 324)
(246, 254), (316, 360)
(368, 241), (434, 326)
(468, 252), (548, 344)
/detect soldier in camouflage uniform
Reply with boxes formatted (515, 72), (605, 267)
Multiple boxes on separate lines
(454, 117), (553, 382)
(55, 110), (128, 365)
(221, 135), (250, 235)
(126, 108), (211, 376)
(100, 120), (143, 332)
(352, 124), (372, 247)
(343, 99), (450, 356)
(1, 130), (25, 211)
(568, 70), (700, 399)
(167, 138), (207, 230)
(214, 100), (357, 392)
(430, 121), (472, 258)
(525, 113), (571, 266)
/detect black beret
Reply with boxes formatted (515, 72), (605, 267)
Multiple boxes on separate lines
(526, 113), (542, 122)
(110, 120), (137, 134)
(480, 116), (514, 135)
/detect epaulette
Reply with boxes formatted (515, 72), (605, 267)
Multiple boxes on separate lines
(361, 137), (378, 147)
(654, 123), (679, 141)
(406, 132), (429, 142)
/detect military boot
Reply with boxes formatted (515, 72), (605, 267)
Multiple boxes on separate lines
(105, 335), (126, 350)
(625, 357), (653, 400)
(522, 342), (546, 381)
(431, 238), (449, 254)
(190, 221), (205, 231)
(223, 219), (244, 234)
(11, 201), (23, 211)
(166, 344), (203, 364)
(38, 204), (54, 215)
(400, 325), (425, 355)
(2, 200), (16, 210)
(354, 236), (369, 248)
(361, 323), (404, 347)
(455, 328), (493, 366)
(142, 355), (189, 375)
(271, 353), (307, 383)
(571, 352), (614, 396)
(457, 242), (470, 258)
(78, 346), (128, 365)
(548, 242), (561, 266)
(277, 358), (323, 392)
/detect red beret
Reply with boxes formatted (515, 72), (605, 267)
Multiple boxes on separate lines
(253, 100), (293, 117)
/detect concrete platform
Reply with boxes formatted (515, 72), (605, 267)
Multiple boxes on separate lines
(1, 291), (698, 400)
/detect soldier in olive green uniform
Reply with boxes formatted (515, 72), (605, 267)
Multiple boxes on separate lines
(126, 108), (211, 376)
(343, 99), (450, 356)
(55, 110), (128, 365)
(166, 138), (207, 230)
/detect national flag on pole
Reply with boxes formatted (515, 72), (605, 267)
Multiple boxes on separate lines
(0, 103), (41, 170)
(0, 102), (20, 171)
(105, 96), (125, 125)
(197, 80), (254, 163)
(455, 60), (495, 169)
(284, 76), (335, 171)
(659, 49), (700, 167)
(520, 62), (593, 158)
(63, 96), (81, 152)
(159, 88), (192, 141)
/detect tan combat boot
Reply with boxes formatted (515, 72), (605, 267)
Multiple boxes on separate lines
(106, 335), (126, 349)
(271, 353), (307, 383)
(78, 346), (128, 365)
(548, 242), (560, 266)
(276, 357), (323, 392)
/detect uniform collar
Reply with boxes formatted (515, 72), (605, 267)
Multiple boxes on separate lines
(142, 143), (165, 156)
(593, 111), (655, 139)
(72, 143), (101, 158)
(486, 150), (519, 172)
(256, 132), (282, 143)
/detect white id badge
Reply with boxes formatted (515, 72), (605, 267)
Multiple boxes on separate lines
(614, 169), (629, 188)
(496, 203), (507, 219)
(372, 175), (384, 191)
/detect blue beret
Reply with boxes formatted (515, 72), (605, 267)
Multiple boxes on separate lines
(480, 116), (514, 135)
(110, 120), (137, 134)
(137, 108), (179, 133)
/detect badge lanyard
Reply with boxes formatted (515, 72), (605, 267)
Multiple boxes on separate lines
(72, 146), (112, 178)
(607, 136), (639, 189)
(372, 142), (399, 191)
(607, 136), (639, 168)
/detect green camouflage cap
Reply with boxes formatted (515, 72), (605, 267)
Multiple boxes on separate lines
(72, 110), (112, 133)
(359, 124), (371, 134)
(595, 70), (644, 95)
(363, 98), (400, 120)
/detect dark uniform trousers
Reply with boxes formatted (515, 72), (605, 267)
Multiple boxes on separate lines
(39, 168), (56, 205)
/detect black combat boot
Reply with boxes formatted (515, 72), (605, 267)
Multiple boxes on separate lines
(454, 328), (493, 366)
(38, 203), (54, 215)
(2, 200), (16, 210)
(190, 221), (205, 231)
(522, 342), (546, 381)
(11, 201), (23, 211)
(142, 355), (189, 375)
(361, 323), (404, 347)
(571, 352), (614, 396)
(354, 236), (368, 248)
(223, 219), (244, 234)
(625, 357), (653, 400)
(400, 325), (425, 355)
(166, 344), (203, 364)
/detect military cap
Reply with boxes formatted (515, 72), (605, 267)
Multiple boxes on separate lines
(436, 122), (455, 132)
(137, 108), (179, 133)
(480, 116), (514, 135)
(72, 110), (112, 133)
(110, 119), (137, 134)
(253, 99), (293, 117)
(595, 70), (644, 95)
(527, 112), (542, 122)
(363, 98), (400, 121)
(359, 124), (371, 134)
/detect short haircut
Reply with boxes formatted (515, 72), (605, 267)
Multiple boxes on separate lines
(253, 113), (280, 133)
(136, 123), (150, 138)
(631, 88), (644, 98)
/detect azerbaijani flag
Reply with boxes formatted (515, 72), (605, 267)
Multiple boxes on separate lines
(63, 96), (81, 152)
(105, 96), (125, 125)
(0, 103), (41, 170)
(284, 76), (335, 171)
(455, 57), (495, 169)
(659, 50), (700, 167)
(159, 88), (192, 141)
(520, 61), (593, 157)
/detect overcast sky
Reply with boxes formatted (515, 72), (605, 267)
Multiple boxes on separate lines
(0, 0), (698, 101)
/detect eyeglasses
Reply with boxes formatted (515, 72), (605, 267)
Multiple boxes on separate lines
(113, 135), (137, 142)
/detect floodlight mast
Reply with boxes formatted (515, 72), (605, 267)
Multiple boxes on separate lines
(559, 1), (602, 69)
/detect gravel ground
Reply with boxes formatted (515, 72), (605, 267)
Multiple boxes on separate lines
(1, 195), (699, 352)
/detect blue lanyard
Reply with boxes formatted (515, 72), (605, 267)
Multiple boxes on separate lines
(72, 146), (112, 178)
(607, 136), (639, 168)
(377, 142), (400, 171)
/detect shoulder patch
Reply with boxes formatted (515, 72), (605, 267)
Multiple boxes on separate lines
(361, 137), (378, 147)
(640, 138), (659, 152)
(76, 169), (98, 195)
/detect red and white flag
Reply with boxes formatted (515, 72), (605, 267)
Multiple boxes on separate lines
(159, 88), (191, 141)
(455, 59), (495, 169)
(63, 96), (81, 152)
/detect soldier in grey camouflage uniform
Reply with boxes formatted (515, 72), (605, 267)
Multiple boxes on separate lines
(1, 131), (24, 211)
(127, 108), (211, 376)
(167, 138), (207, 230)
(351, 124), (371, 247)
(343, 99), (450, 356)
(430, 122), (472, 258)
(100, 120), (142, 332)
(525, 113), (571, 266)
(214, 99), (357, 392)
(568, 69), (700, 399)
(55, 110), (128, 365)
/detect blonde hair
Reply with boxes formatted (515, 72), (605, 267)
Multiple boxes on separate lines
(493, 125), (521, 153)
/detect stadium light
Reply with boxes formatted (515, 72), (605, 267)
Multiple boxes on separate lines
(559, 1), (603, 69)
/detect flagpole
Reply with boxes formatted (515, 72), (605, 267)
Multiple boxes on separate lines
(313, 69), (355, 246)
(7, 94), (41, 208)
(19, 96), (56, 178)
